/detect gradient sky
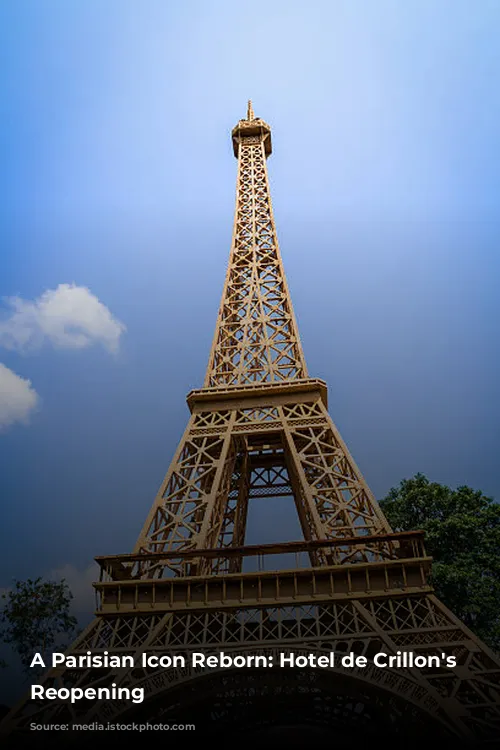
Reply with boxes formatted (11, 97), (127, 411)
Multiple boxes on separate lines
(1, 0), (499, 614)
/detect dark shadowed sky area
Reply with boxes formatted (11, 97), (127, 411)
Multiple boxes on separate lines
(1, 0), (499, 623)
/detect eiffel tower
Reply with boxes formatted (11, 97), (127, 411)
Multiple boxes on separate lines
(2, 102), (500, 747)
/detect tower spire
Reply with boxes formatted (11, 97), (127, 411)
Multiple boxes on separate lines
(208, 107), (302, 385)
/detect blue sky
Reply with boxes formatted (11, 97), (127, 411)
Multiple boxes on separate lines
(1, 0), (499, 617)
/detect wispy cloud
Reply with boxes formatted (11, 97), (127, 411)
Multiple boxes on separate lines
(0, 363), (39, 430)
(0, 284), (126, 354)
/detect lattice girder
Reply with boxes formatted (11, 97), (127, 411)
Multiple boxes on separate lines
(3, 592), (500, 741)
(133, 384), (393, 575)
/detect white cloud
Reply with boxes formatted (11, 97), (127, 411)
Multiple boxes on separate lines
(0, 363), (39, 430)
(0, 283), (126, 354)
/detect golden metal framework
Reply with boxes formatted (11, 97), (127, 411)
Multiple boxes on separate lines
(2, 102), (500, 743)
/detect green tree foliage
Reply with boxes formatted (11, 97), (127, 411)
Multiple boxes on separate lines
(0, 578), (78, 676)
(380, 473), (500, 652)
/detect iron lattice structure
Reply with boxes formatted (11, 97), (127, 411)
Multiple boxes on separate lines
(3, 103), (500, 744)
